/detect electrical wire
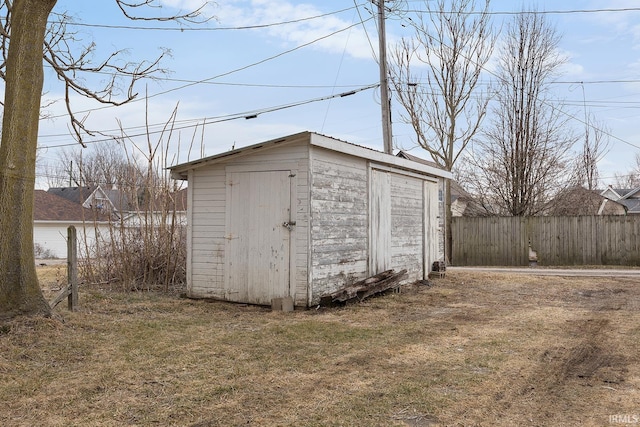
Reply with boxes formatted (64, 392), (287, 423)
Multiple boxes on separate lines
(49, 5), (366, 31)
(402, 7), (640, 16)
(389, 7), (640, 151)
(36, 84), (380, 150)
(39, 17), (374, 123)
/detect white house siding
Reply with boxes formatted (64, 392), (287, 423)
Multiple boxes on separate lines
(122, 211), (186, 228)
(33, 221), (110, 259)
(309, 147), (369, 304)
(187, 138), (311, 306)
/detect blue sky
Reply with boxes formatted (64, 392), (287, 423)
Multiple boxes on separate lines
(34, 0), (640, 188)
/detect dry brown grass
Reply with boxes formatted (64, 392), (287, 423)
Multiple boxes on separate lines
(0, 267), (638, 426)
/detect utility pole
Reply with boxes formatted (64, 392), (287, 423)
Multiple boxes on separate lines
(376, 0), (393, 154)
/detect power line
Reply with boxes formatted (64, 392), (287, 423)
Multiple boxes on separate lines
(403, 7), (640, 16)
(42, 66), (370, 89)
(36, 84), (380, 150)
(391, 8), (640, 152)
(51, 5), (365, 31)
(39, 17), (374, 123)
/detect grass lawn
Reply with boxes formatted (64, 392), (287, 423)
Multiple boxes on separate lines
(0, 266), (638, 426)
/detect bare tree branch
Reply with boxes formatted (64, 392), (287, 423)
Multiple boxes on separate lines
(466, 10), (577, 216)
(115, 0), (212, 24)
(0, 0), (212, 144)
(389, 0), (495, 262)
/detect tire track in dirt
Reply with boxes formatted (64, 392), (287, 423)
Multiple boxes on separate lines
(491, 311), (629, 424)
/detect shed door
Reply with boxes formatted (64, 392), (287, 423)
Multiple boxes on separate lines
(225, 170), (292, 305)
(370, 169), (391, 274)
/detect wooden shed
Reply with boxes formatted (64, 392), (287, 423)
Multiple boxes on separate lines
(170, 132), (451, 307)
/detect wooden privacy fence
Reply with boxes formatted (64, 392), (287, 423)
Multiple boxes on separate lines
(452, 216), (640, 266)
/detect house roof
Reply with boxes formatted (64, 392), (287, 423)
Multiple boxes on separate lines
(102, 188), (133, 212)
(601, 187), (640, 200)
(47, 186), (99, 205)
(620, 187), (640, 199)
(619, 198), (640, 214)
(600, 186), (640, 213)
(550, 186), (627, 216)
(395, 150), (440, 169)
(170, 132), (453, 180)
(34, 190), (110, 222)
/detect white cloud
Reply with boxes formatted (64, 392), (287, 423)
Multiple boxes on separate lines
(200, 0), (379, 60)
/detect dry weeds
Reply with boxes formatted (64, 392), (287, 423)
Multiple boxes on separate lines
(0, 266), (638, 426)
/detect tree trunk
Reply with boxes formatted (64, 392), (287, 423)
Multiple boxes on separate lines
(0, 0), (57, 319)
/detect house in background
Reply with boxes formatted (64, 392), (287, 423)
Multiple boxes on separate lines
(170, 132), (451, 307)
(48, 185), (133, 218)
(122, 188), (188, 227)
(601, 187), (640, 214)
(448, 180), (493, 217)
(33, 190), (111, 258)
(36, 186), (187, 259)
(546, 186), (627, 216)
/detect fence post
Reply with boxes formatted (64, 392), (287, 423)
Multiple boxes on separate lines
(67, 225), (78, 311)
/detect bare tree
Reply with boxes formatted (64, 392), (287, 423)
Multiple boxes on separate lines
(572, 114), (610, 190)
(0, 0), (210, 320)
(466, 10), (576, 216)
(613, 153), (640, 189)
(50, 142), (146, 190)
(389, 0), (495, 263)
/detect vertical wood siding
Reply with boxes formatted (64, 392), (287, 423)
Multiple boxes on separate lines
(370, 170), (392, 274)
(390, 174), (424, 280)
(452, 215), (640, 266)
(424, 181), (440, 273)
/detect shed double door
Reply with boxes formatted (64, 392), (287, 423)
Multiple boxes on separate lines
(225, 170), (292, 305)
(370, 169), (438, 279)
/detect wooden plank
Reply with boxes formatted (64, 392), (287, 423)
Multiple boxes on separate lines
(321, 269), (408, 305)
(370, 169), (392, 274)
(67, 226), (78, 311)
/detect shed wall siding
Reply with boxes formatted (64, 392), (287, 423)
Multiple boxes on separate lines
(189, 167), (226, 298)
(187, 139), (310, 306)
(390, 174), (424, 281)
(309, 148), (369, 303)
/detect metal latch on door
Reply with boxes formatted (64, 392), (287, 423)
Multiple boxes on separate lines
(282, 221), (296, 231)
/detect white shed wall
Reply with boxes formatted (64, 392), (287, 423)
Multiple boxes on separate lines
(186, 138), (311, 306)
(309, 147), (369, 303)
(309, 153), (440, 304)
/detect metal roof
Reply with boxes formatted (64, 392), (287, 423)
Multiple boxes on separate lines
(169, 131), (452, 181)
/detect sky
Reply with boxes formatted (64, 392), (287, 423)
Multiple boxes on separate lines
(32, 0), (640, 189)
